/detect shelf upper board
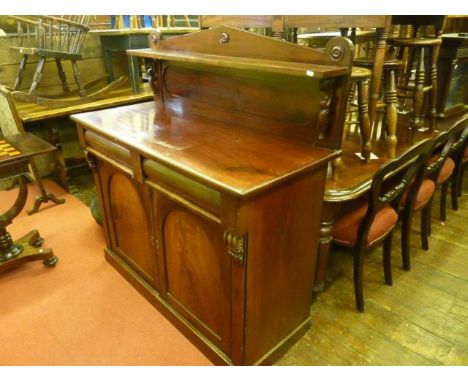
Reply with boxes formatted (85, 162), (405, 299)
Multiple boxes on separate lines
(127, 48), (348, 79)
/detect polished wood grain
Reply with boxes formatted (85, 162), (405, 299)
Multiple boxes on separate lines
(130, 26), (353, 153)
(98, 160), (157, 286)
(73, 102), (337, 197)
(156, 195), (231, 355)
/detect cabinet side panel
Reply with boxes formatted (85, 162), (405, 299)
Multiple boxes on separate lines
(240, 169), (326, 364)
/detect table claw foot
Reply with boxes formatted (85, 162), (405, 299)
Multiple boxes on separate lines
(43, 254), (58, 267)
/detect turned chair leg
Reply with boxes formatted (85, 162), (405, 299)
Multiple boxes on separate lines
(353, 247), (366, 312)
(55, 58), (71, 94)
(71, 60), (87, 97)
(383, 232), (393, 285)
(440, 180), (449, 221)
(451, 171), (459, 211)
(401, 210), (412, 271)
(14, 54), (28, 90)
(420, 202), (431, 250)
(29, 57), (46, 95)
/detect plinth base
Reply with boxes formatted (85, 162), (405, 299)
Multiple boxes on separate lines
(0, 230), (58, 273)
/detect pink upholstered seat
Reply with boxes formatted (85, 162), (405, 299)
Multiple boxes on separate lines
(332, 203), (398, 247)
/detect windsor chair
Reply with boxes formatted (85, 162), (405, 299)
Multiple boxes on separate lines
(8, 15), (127, 108)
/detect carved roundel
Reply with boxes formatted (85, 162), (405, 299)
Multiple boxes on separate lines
(219, 32), (230, 44)
(325, 36), (353, 65)
(330, 45), (344, 61)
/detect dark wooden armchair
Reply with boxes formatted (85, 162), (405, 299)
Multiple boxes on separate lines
(331, 138), (433, 312)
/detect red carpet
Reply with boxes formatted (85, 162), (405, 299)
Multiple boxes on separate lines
(0, 180), (212, 365)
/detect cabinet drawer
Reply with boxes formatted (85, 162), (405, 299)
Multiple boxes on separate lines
(84, 131), (132, 168)
(143, 159), (221, 216)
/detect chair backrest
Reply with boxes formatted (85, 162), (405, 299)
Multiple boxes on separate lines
(10, 15), (91, 55)
(357, 138), (434, 245)
(0, 85), (24, 137)
(450, 126), (468, 162)
(426, 129), (457, 182)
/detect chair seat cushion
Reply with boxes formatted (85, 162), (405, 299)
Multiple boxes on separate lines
(437, 157), (455, 183)
(401, 179), (436, 210)
(332, 203), (398, 247)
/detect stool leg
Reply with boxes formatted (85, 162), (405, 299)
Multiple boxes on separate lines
(429, 46), (438, 131)
(344, 82), (357, 138)
(413, 47), (425, 131)
(384, 69), (398, 158)
(357, 80), (372, 162)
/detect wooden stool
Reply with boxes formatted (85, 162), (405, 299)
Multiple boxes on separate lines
(354, 58), (403, 158)
(387, 37), (442, 132)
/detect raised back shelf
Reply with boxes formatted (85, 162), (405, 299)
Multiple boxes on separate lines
(128, 26), (354, 151)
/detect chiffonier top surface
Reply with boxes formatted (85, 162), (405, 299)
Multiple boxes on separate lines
(71, 101), (337, 197)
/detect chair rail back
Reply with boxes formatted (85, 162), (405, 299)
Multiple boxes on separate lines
(10, 15), (91, 55)
(357, 138), (433, 248)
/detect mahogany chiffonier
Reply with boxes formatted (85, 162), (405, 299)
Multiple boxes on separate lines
(71, 26), (353, 365)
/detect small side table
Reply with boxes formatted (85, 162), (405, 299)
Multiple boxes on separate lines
(0, 133), (58, 273)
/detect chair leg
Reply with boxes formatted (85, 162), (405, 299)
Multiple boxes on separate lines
(383, 232), (393, 285)
(440, 180), (449, 221)
(420, 202), (431, 250)
(457, 164), (466, 197)
(28, 57), (46, 95)
(71, 60), (87, 97)
(353, 247), (366, 312)
(401, 210), (412, 271)
(14, 54), (28, 90)
(451, 168), (459, 211)
(55, 59), (70, 94)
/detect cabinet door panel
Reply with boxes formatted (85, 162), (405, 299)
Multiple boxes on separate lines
(99, 162), (157, 286)
(154, 192), (231, 355)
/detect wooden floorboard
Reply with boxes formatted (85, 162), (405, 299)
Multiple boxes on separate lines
(276, 172), (468, 366)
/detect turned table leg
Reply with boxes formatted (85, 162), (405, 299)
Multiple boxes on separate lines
(313, 203), (335, 294)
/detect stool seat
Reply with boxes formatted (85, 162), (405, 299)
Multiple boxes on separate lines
(351, 66), (372, 80)
(355, 58), (404, 70)
(387, 37), (442, 47)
